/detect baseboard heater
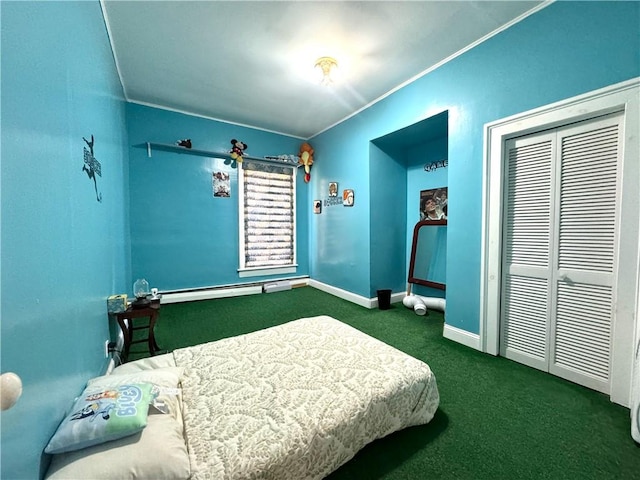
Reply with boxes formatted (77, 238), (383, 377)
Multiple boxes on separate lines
(161, 278), (304, 304)
(161, 284), (263, 304)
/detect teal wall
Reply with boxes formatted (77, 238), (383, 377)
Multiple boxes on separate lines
(1, 2), (639, 479)
(369, 144), (407, 296)
(1, 2), (129, 478)
(308, 123), (373, 293)
(126, 103), (309, 291)
(309, 1), (639, 332)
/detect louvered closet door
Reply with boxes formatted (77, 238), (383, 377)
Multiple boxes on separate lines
(501, 132), (555, 371)
(501, 113), (622, 394)
(549, 114), (622, 394)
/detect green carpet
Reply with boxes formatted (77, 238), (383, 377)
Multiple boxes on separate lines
(133, 286), (639, 479)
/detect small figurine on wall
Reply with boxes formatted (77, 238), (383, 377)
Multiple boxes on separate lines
(82, 134), (102, 203)
(176, 139), (192, 149)
(227, 139), (248, 168)
(299, 142), (314, 183)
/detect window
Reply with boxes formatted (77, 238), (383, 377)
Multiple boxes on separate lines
(238, 161), (296, 277)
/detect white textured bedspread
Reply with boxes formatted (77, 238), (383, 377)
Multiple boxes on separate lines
(172, 315), (439, 480)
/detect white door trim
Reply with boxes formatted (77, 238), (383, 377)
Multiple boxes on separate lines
(480, 78), (640, 406)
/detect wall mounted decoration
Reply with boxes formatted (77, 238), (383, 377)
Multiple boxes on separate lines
(424, 158), (448, 172)
(213, 171), (231, 197)
(176, 138), (192, 149)
(313, 200), (322, 214)
(329, 182), (338, 197)
(226, 139), (248, 168)
(324, 196), (342, 207)
(420, 187), (447, 220)
(82, 135), (102, 203)
(298, 142), (314, 183)
(343, 189), (354, 207)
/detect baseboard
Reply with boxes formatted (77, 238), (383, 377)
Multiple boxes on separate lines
(307, 280), (404, 309)
(443, 323), (481, 351)
(308, 279), (372, 308)
(389, 291), (406, 306)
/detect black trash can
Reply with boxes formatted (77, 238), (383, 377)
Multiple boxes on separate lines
(377, 289), (392, 310)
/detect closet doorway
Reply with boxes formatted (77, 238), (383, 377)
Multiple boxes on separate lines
(501, 112), (622, 395)
(481, 79), (639, 407)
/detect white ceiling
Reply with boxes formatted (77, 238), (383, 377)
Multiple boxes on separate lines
(102, 1), (544, 139)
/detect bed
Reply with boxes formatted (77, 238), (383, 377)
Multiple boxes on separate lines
(45, 315), (440, 479)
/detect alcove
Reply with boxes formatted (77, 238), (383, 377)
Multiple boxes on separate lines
(370, 111), (448, 298)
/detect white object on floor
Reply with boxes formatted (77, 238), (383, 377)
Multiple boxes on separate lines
(413, 299), (427, 315)
(403, 294), (446, 313)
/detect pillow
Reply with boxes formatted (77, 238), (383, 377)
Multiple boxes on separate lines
(45, 367), (191, 480)
(88, 367), (184, 421)
(45, 410), (191, 480)
(45, 383), (154, 454)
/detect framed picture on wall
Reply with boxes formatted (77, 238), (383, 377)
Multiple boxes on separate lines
(313, 200), (322, 214)
(329, 182), (338, 197)
(420, 187), (447, 220)
(213, 171), (231, 197)
(343, 189), (354, 207)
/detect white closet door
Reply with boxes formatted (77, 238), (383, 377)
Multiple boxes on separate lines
(501, 113), (622, 394)
(500, 132), (555, 371)
(549, 115), (622, 394)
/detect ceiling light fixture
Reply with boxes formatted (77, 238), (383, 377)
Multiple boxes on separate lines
(315, 56), (338, 86)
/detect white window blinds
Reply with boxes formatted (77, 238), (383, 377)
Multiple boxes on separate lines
(239, 161), (296, 272)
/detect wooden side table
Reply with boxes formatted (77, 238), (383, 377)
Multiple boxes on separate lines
(115, 302), (161, 361)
